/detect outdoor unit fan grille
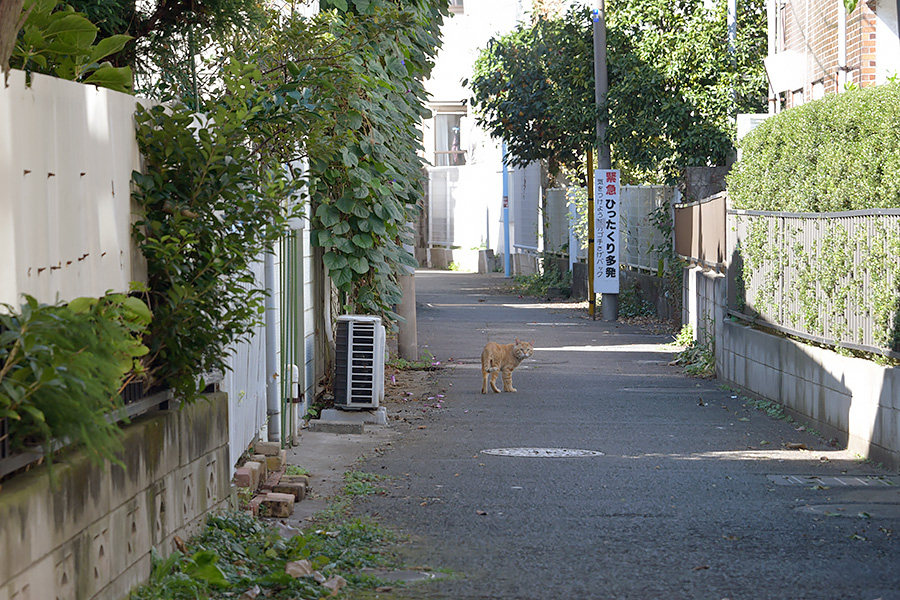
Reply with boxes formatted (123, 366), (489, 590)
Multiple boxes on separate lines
(334, 315), (385, 410)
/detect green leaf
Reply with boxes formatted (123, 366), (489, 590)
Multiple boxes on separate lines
(88, 34), (132, 64)
(184, 550), (228, 586)
(323, 251), (348, 271)
(348, 256), (370, 274)
(316, 203), (341, 228)
(44, 14), (97, 49)
(122, 297), (152, 323)
(352, 233), (374, 249)
(68, 297), (96, 314)
(83, 65), (133, 93)
(333, 267), (353, 289)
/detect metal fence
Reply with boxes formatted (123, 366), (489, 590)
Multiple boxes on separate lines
(621, 185), (674, 273)
(545, 185), (674, 272)
(674, 192), (727, 271)
(731, 208), (900, 358)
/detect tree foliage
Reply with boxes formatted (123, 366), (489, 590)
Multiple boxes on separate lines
(130, 1), (446, 398)
(469, 0), (768, 183)
(66, 0), (264, 99)
(8, 0), (133, 91)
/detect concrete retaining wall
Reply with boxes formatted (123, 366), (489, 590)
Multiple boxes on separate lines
(720, 320), (900, 470)
(0, 393), (233, 600)
(684, 266), (900, 471)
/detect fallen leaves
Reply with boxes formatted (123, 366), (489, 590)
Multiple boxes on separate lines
(284, 561), (346, 596)
(784, 442), (808, 450)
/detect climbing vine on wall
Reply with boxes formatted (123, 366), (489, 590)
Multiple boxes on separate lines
(309, 0), (446, 319)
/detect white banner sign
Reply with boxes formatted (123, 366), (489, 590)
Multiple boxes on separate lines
(594, 169), (620, 295)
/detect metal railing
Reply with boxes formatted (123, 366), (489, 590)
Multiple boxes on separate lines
(0, 384), (176, 481)
(730, 208), (900, 359)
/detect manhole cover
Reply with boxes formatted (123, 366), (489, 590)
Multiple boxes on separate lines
(481, 447), (604, 458)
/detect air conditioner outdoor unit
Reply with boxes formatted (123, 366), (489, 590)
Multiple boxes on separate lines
(334, 315), (385, 410)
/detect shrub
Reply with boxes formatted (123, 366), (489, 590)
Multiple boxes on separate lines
(728, 82), (900, 212)
(0, 294), (150, 472)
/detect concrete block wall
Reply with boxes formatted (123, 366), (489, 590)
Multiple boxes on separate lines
(682, 266), (726, 345)
(720, 320), (900, 470)
(0, 393), (233, 600)
(685, 267), (900, 471)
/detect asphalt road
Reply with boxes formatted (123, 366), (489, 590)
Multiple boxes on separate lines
(354, 270), (900, 600)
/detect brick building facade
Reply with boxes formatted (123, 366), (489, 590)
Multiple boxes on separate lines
(766, 0), (900, 110)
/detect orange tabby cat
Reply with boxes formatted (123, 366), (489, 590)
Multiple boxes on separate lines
(481, 338), (534, 394)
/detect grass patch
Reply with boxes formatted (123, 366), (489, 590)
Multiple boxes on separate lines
(669, 324), (716, 378)
(128, 511), (400, 599)
(386, 349), (440, 371)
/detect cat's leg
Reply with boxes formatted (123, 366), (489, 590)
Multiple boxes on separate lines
(489, 370), (502, 393)
(501, 368), (517, 392)
(481, 367), (489, 394)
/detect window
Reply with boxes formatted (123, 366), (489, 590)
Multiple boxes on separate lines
(812, 80), (825, 100)
(434, 113), (466, 166)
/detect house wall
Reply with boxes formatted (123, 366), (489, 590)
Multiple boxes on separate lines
(0, 394), (233, 600)
(778, 0), (885, 108)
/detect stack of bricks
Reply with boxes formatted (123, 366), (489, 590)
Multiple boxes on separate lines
(235, 441), (309, 519)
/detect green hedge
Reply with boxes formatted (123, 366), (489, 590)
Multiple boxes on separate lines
(728, 82), (900, 211)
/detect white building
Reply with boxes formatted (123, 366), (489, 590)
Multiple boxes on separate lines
(419, 0), (541, 272)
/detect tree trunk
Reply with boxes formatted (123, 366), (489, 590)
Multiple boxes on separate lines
(0, 0), (27, 80)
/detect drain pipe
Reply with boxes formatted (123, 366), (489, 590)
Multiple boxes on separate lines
(264, 249), (281, 444)
(502, 142), (511, 277)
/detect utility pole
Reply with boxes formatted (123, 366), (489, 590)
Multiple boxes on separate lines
(592, 1), (617, 321)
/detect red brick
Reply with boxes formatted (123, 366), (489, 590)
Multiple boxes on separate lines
(234, 467), (253, 489)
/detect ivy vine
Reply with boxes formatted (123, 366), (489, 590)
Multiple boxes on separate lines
(308, 0), (446, 318)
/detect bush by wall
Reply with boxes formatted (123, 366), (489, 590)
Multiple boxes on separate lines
(728, 82), (900, 212)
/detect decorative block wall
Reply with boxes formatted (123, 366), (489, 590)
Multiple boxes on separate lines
(0, 393), (233, 600)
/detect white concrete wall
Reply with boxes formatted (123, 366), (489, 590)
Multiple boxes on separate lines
(0, 70), (147, 309)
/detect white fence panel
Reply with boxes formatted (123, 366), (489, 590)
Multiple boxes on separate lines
(0, 70), (146, 309)
(222, 258), (268, 471)
(620, 185), (673, 272)
(545, 188), (569, 253)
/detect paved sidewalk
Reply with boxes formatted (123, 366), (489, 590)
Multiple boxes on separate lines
(279, 270), (900, 599)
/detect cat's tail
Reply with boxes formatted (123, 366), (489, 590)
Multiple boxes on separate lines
(485, 359), (499, 373)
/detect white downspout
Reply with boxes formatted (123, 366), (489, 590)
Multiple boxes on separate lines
(838, 0), (848, 91)
(767, 0), (777, 114)
(264, 249), (281, 444)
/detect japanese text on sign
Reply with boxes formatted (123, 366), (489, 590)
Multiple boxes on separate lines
(593, 169), (620, 294)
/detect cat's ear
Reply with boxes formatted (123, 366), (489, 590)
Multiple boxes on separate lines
(530, 340), (535, 346)
(515, 338), (521, 344)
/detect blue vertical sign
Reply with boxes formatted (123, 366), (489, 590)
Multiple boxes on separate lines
(593, 169), (620, 294)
